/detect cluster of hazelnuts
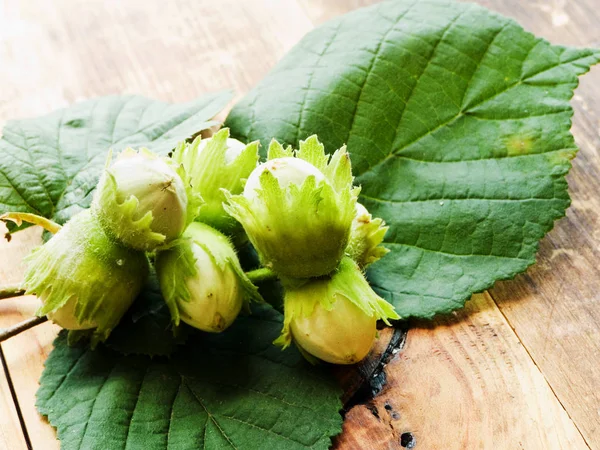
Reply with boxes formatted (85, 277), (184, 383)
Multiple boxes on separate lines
(15, 128), (398, 364)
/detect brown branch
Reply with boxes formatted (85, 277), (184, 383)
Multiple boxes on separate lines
(0, 284), (25, 300)
(0, 316), (48, 343)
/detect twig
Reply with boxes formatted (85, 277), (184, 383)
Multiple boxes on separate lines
(245, 267), (277, 283)
(0, 284), (25, 300)
(0, 316), (48, 343)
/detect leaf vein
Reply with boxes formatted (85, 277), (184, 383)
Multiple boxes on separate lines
(294, 20), (343, 144)
(123, 363), (151, 450)
(185, 380), (238, 449)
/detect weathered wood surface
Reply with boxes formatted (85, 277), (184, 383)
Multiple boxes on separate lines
(0, 0), (599, 449)
(0, 352), (27, 450)
(337, 294), (589, 449)
(0, 226), (61, 449)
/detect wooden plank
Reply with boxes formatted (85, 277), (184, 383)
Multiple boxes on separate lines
(336, 293), (589, 450)
(0, 221), (34, 450)
(0, 0), (314, 129)
(298, 0), (377, 24)
(0, 225), (61, 449)
(0, 355), (28, 450)
(0, 299), (60, 450)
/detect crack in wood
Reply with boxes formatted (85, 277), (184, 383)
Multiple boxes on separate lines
(342, 325), (408, 415)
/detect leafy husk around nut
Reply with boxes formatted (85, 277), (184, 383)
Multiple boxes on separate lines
(92, 148), (194, 251)
(172, 128), (259, 237)
(275, 256), (399, 364)
(346, 203), (390, 268)
(23, 209), (149, 344)
(224, 136), (358, 278)
(155, 222), (263, 333)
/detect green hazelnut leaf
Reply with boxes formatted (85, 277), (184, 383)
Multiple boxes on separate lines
(0, 92), (232, 229)
(225, 0), (600, 318)
(37, 305), (343, 450)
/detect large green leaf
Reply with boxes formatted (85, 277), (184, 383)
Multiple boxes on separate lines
(0, 92), (232, 226)
(37, 305), (343, 450)
(226, 0), (600, 318)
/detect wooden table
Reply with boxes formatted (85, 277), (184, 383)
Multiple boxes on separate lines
(1, 0), (599, 448)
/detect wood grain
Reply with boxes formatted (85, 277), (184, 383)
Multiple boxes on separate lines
(0, 298), (60, 450)
(0, 354), (27, 450)
(337, 294), (588, 450)
(299, 0), (377, 24)
(1, 0), (600, 449)
(0, 225), (61, 450)
(0, 0), (314, 129)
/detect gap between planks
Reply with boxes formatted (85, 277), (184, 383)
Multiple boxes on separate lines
(0, 225), (61, 449)
(488, 288), (592, 450)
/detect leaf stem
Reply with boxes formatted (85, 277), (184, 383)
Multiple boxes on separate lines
(0, 212), (61, 234)
(245, 267), (277, 283)
(0, 316), (48, 343)
(0, 284), (25, 300)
